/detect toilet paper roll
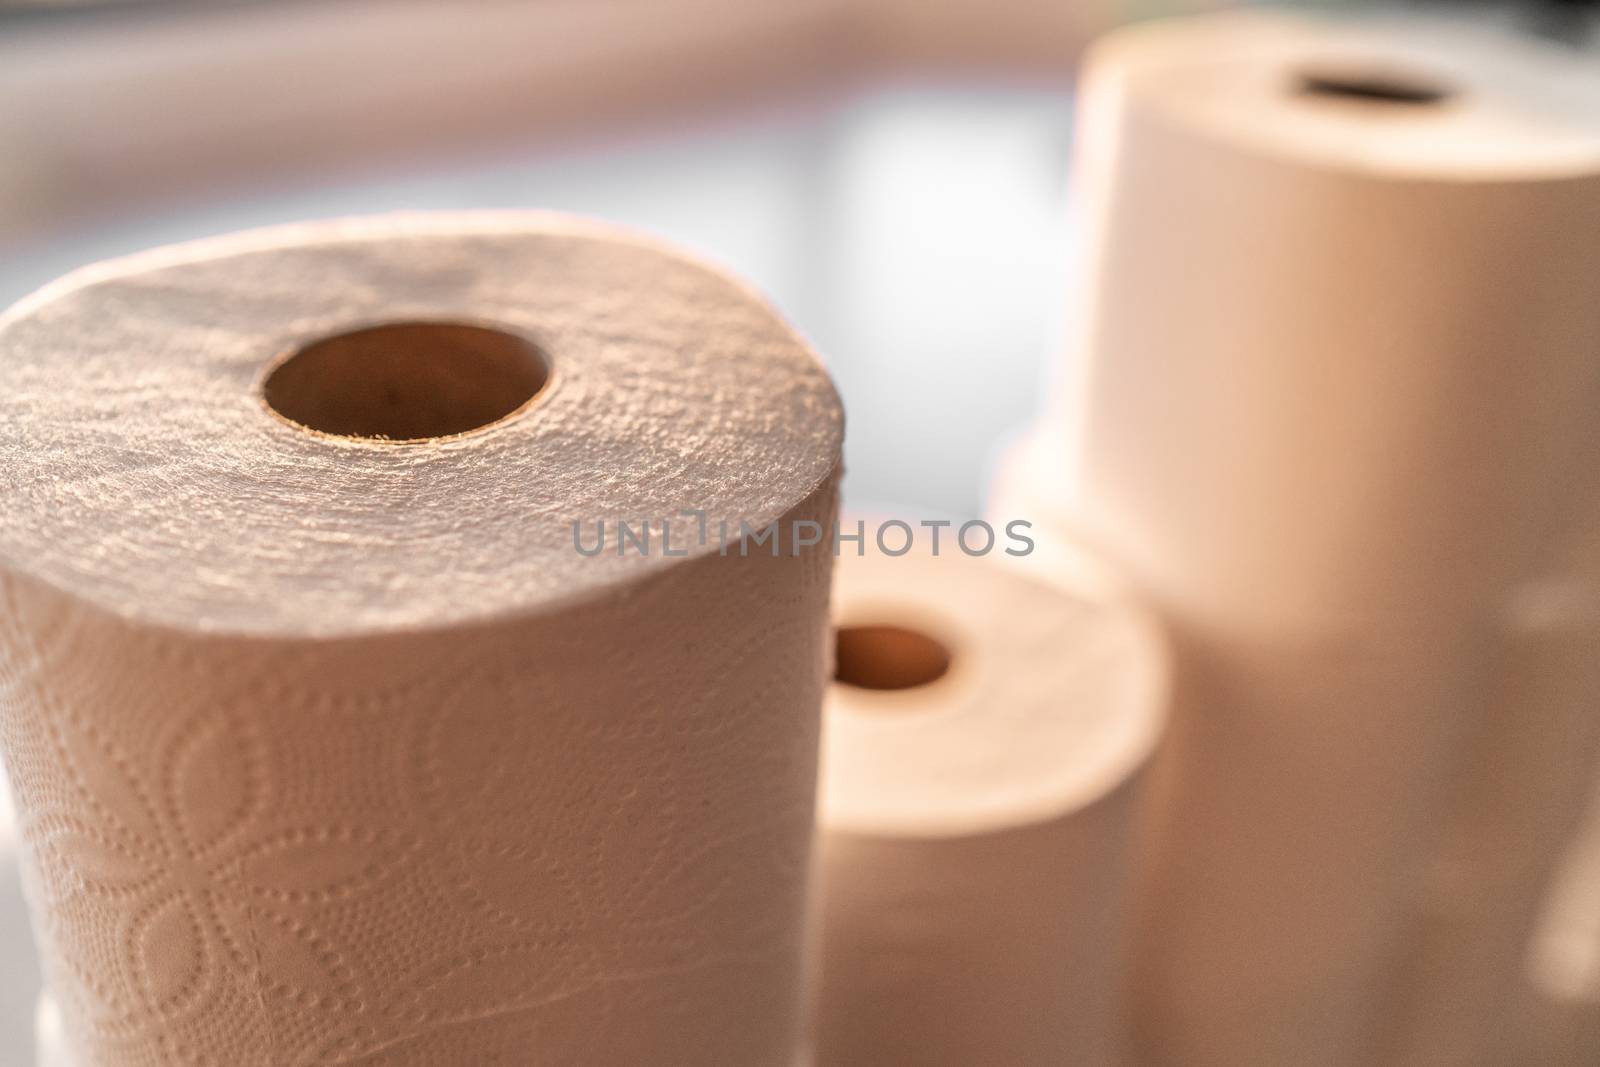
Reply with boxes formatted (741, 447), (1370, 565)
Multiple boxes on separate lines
(1039, 12), (1600, 1067)
(1515, 995), (1600, 1067)
(1521, 780), (1600, 1066)
(1382, 584), (1600, 1067)
(32, 992), (826, 1067)
(809, 542), (1169, 1067)
(1134, 610), (1514, 1067)
(994, 430), (1600, 1067)
(0, 214), (844, 1067)
(1384, 435), (1600, 1067)
(32, 987), (830, 1067)
(1064, 10), (1600, 628)
(1499, 454), (1600, 1067)
(989, 433), (1509, 1067)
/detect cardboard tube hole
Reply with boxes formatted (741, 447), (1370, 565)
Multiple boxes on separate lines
(1294, 66), (1452, 106)
(834, 624), (952, 692)
(264, 321), (549, 441)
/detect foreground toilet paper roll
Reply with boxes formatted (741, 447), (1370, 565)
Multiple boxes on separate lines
(0, 213), (843, 1067)
(32, 986), (828, 1067)
(3, 787), (39, 1067)
(1064, 10), (1600, 628)
(809, 542), (1168, 1067)
(30, 987), (824, 1067)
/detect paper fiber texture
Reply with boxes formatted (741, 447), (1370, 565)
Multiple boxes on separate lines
(0, 214), (843, 1067)
(809, 545), (1168, 1067)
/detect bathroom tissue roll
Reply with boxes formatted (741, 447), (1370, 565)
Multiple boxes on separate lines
(1046, 12), (1600, 1067)
(1522, 780), (1600, 1067)
(1383, 588), (1600, 1067)
(0, 214), (843, 1067)
(994, 430), (1600, 1067)
(1065, 10), (1600, 628)
(810, 543), (1168, 1067)
(1386, 438), (1600, 1067)
(989, 433), (1514, 1067)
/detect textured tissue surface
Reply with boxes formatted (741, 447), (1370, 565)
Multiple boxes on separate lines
(0, 213), (844, 636)
(0, 214), (844, 1067)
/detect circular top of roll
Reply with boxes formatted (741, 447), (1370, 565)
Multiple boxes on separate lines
(0, 214), (843, 637)
(821, 545), (1169, 838)
(1089, 10), (1600, 180)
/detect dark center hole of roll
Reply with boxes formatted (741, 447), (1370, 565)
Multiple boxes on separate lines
(834, 624), (952, 693)
(263, 321), (549, 441)
(1294, 65), (1452, 106)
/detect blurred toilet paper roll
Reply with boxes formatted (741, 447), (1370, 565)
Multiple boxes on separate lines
(1513, 471), (1600, 1067)
(0, 214), (843, 1067)
(1522, 782), (1600, 1067)
(1039, 11), (1600, 1067)
(1514, 994), (1600, 1067)
(1063, 9), (1600, 628)
(1136, 611), (1515, 1067)
(1382, 584), (1600, 1067)
(809, 543), (1169, 1067)
(990, 429), (1513, 1067)
(1384, 438), (1600, 1067)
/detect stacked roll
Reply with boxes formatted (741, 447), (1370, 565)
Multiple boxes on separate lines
(1520, 780), (1600, 1066)
(808, 541), (1168, 1067)
(1382, 437), (1600, 1067)
(0, 214), (843, 1067)
(992, 11), (1600, 1067)
(1506, 458), (1600, 1067)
